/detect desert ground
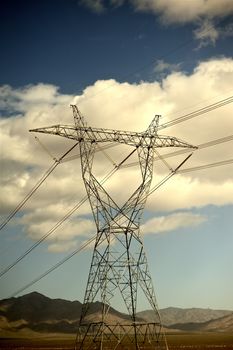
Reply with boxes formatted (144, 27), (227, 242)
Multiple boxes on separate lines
(0, 332), (233, 350)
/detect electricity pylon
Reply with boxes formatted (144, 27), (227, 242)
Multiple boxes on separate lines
(30, 106), (196, 350)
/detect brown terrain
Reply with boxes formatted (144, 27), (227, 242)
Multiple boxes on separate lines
(0, 292), (232, 349)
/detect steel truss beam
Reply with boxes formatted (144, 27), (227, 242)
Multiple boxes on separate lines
(30, 105), (196, 350)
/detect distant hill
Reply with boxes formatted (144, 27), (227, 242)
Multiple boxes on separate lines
(138, 306), (232, 326)
(166, 313), (233, 332)
(0, 292), (82, 323)
(0, 292), (131, 335)
(0, 292), (232, 336)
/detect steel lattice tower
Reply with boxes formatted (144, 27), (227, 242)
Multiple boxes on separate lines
(30, 106), (196, 350)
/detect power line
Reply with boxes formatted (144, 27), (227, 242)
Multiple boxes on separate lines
(0, 142), (79, 232)
(121, 134), (233, 169)
(9, 156), (184, 298)
(0, 142), (118, 235)
(2, 91), (232, 282)
(2, 92), (232, 232)
(2, 118), (233, 280)
(60, 142), (118, 163)
(178, 158), (233, 174)
(0, 147), (136, 279)
(10, 153), (233, 297)
(2, 130), (232, 278)
(10, 236), (96, 298)
(158, 95), (233, 130)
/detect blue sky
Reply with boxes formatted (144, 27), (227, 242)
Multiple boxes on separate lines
(0, 0), (233, 311)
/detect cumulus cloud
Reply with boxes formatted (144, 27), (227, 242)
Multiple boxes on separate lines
(154, 60), (180, 73)
(131, 0), (233, 46)
(48, 240), (78, 253)
(154, 60), (181, 80)
(81, 0), (233, 20)
(1, 57), (233, 251)
(22, 215), (95, 241)
(194, 19), (219, 47)
(142, 212), (206, 235)
(130, 0), (233, 24)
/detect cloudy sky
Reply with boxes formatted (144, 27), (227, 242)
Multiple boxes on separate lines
(0, 0), (233, 311)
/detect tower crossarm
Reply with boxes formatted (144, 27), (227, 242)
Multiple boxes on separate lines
(30, 124), (197, 149)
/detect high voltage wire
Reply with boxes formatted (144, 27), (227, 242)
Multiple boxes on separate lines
(178, 158), (233, 174)
(10, 154), (187, 298)
(0, 142), (117, 234)
(10, 236), (96, 298)
(10, 153), (233, 298)
(1, 92), (229, 233)
(1, 94), (232, 280)
(0, 142), (79, 232)
(1, 129), (233, 279)
(158, 95), (233, 130)
(163, 134), (233, 159)
(121, 134), (233, 169)
(2, 17), (231, 298)
(33, 95), (233, 168)
(0, 148), (136, 279)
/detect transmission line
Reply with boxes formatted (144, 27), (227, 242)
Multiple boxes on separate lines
(10, 154), (184, 298)
(121, 134), (233, 169)
(159, 95), (233, 130)
(42, 96), (233, 169)
(0, 142), (118, 234)
(10, 235), (96, 298)
(0, 148), (136, 279)
(2, 93), (231, 233)
(178, 158), (233, 174)
(10, 153), (233, 297)
(2, 96), (232, 280)
(161, 134), (233, 160)
(0, 142), (79, 232)
(2, 130), (232, 278)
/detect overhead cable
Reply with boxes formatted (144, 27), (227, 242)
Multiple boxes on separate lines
(0, 142), (79, 232)
(178, 158), (233, 174)
(121, 134), (233, 169)
(2, 132), (232, 277)
(0, 142), (118, 233)
(0, 148), (136, 279)
(159, 96), (233, 130)
(9, 154), (233, 297)
(9, 155), (181, 297)
(10, 236), (96, 298)
(8, 152), (193, 296)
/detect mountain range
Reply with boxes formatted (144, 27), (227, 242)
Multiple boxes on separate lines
(0, 292), (232, 336)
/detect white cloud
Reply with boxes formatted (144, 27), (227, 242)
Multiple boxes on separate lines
(1, 57), (233, 251)
(142, 212), (206, 235)
(154, 59), (180, 73)
(130, 1), (233, 46)
(194, 20), (233, 48)
(80, 0), (233, 20)
(154, 60), (181, 80)
(147, 175), (233, 212)
(21, 213), (95, 242)
(194, 19), (219, 47)
(47, 240), (78, 253)
(129, 0), (233, 24)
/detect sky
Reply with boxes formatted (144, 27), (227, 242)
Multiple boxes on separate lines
(0, 0), (233, 312)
